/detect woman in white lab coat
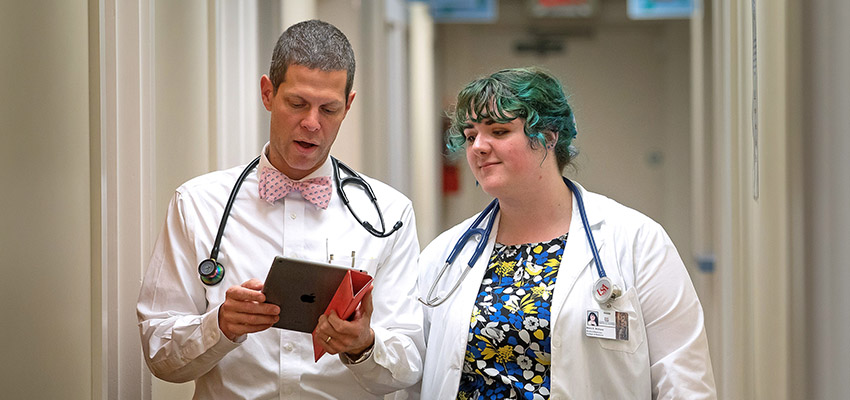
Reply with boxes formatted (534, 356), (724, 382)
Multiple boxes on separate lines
(418, 67), (716, 399)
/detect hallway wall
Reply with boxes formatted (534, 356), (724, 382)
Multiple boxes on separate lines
(436, 1), (697, 277)
(0, 0), (93, 398)
(803, 1), (850, 398)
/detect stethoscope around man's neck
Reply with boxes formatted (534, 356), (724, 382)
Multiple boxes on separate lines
(418, 177), (621, 307)
(198, 156), (402, 286)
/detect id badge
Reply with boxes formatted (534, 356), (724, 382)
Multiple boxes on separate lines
(585, 309), (629, 341)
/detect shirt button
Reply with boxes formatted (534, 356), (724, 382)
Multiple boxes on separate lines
(283, 343), (293, 352)
(552, 337), (562, 348)
(290, 213), (297, 220)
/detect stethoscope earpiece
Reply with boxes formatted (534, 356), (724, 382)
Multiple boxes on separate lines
(333, 157), (404, 238)
(198, 259), (225, 286)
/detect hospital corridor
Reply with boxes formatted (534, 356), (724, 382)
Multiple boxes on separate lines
(1, 0), (848, 398)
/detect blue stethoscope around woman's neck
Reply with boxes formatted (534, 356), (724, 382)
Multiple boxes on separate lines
(418, 177), (621, 307)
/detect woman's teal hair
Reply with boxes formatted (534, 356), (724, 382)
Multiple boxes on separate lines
(446, 67), (578, 170)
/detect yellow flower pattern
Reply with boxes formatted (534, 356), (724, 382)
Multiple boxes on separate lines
(494, 259), (517, 278)
(457, 233), (567, 400)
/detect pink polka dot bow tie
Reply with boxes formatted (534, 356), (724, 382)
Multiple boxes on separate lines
(258, 167), (332, 210)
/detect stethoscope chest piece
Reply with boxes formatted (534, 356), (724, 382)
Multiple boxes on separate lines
(593, 276), (621, 305)
(199, 259), (225, 286)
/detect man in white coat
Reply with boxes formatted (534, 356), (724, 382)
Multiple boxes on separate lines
(137, 20), (424, 399)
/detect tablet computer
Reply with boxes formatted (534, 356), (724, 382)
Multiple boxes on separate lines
(261, 256), (365, 333)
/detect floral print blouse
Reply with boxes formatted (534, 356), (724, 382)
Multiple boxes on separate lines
(457, 233), (568, 400)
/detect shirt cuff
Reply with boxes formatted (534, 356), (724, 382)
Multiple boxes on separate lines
(207, 304), (246, 345)
(342, 344), (374, 364)
(340, 326), (392, 372)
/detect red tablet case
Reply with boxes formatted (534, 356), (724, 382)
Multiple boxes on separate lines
(311, 269), (374, 361)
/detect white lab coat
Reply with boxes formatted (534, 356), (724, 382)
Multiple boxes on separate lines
(137, 145), (424, 399)
(418, 182), (716, 399)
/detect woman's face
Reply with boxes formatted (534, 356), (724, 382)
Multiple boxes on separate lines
(463, 116), (548, 199)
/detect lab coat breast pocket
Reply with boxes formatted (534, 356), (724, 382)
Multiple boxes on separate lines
(597, 288), (646, 354)
(327, 250), (379, 276)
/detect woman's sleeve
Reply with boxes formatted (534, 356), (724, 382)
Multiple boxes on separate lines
(632, 221), (717, 399)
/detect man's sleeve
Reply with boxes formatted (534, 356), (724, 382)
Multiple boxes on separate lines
(136, 192), (241, 383)
(342, 202), (425, 394)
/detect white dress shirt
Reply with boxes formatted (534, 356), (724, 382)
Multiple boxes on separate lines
(137, 144), (424, 399)
(418, 182), (716, 399)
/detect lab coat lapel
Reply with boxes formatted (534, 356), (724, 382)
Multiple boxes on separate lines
(460, 209), (500, 294)
(444, 209), (501, 335)
(550, 182), (606, 328)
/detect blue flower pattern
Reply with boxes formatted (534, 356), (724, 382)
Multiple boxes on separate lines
(457, 233), (568, 400)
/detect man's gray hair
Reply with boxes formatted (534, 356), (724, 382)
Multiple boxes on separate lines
(269, 19), (356, 99)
